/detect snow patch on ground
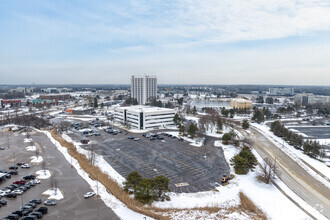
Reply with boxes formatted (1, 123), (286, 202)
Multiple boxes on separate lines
(31, 156), (43, 163)
(36, 170), (51, 179)
(38, 130), (151, 220)
(164, 131), (203, 147)
(26, 145), (37, 151)
(42, 188), (64, 200)
(24, 138), (33, 143)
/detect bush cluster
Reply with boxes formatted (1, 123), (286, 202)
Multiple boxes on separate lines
(124, 172), (170, 204)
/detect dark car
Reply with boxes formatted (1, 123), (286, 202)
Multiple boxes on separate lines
(29, 198), (42, 204)
(0, 146), (5, 150)
(30, 212), (43, 219)
(36, 207), (48, 214)
(5, 185), (15, 190)
(23, 175), (36, 180)
(127, 136), (134, 139)
(22, 216), (37, 220)
(5, 173), (11, 178)
(8, 171), (18, 175)
(5, 193), (17, 198)
(179, 138), (184, 141)
(9, 166), (18, 170)
(21, 210), (31, 217)
(16, 162), (24, 166)
(19, 186), (28, 191)
(149, 137), (156, 141)
(0, 199), (7, 205)
(12, 210), (24, 217)
(0, 169), (7, 173)
(5, 214), (19, 220)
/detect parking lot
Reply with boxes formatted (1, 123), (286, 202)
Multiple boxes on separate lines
(0, 128), (118, 220)
(69, 126), (230, 193)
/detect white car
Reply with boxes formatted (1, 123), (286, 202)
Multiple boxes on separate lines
(84, 192), (95, 199)
(13, 189), (23, 195)
(0, 191), (7, 196)
(21, 164), (30, 168)
(31, 179), (41, 184)
(133, 138), (139, 141)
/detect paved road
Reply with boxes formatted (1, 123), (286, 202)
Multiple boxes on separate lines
(0, 128), (119, 220)
(240, 127), (330, 219)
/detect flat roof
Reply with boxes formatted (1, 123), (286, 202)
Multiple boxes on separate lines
(116, 105), (175, 113)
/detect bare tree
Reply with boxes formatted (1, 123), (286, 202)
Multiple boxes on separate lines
(258, 157), (277, 184)
(42, 161), (47, 175)
(35, 149), (40, 159)
(89, 144), (96, 165)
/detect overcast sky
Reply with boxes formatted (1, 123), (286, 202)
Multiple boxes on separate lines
(1, 0), (330, 85)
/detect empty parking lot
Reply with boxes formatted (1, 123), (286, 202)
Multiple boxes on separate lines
(69, 128), (229, 193)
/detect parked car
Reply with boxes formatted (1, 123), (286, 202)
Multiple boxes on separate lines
(84, 192), (95, 199)
(9, 166), (18, 170)
(12, 209), (24, 217)
(29, 198), (42, 204)
(22, 216), (37, 220)
(5, 214), (19, 220)
(0, 199), (7, 205)
(127, 136), (134, 139)
(21, 205), (33, 212)
(5, 192), (17, 198)
(16, 162), (25, 166)
(0, 147), (5, 150)
(23, 175), (36, 180)
(5, 173), (11, 178)
(8, 171), (18, 175)
(36, 207), (48, 214)
(30, 211), (43, 219)
(12, 189), (23, 195)
(31, 179), (40, 184)
(133, 138), (139, 141)
(0, 169), (7, 173)
(44, 200), (57, 206)
(26, 203), (36, 208)
(21, 164), (30, 169)
(13, 180), (26, 185)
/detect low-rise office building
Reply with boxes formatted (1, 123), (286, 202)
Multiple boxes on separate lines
(114, 105), (176, 130)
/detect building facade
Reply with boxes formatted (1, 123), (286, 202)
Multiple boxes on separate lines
(114, 106), (175, 130)
(269, 88), (294, 96)
(39, 94), (70, 101)
(131, 75), (157, 105)
(230, 98), (253, 109)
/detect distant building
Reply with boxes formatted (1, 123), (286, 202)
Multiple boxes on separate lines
(131, 75), (157, 105)
(39, 94), (70, 101)
(65, 107), (93, 115)
(230, 98), (252, 109)
(295, 93), (330, 106)
(0, 99), (22, 108)
(114, 105), (175, 130)
(269, 88), (294, 96)
(31, 99), (57, 105)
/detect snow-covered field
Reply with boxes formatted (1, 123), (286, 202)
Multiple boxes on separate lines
(252, 123), (330, 186)
(42, 188), (64, 200)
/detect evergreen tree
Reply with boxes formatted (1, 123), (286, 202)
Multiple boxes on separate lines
(93, 97), (98, 108)
(153, 175), (170, 200)
(124, 171), (142, 192)
(242, 119), (249, 129)
(217, 118), (223, 131)
(134, 178), (155, 204)
(187, 123), (198, 138)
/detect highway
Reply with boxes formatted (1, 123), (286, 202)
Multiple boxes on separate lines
(240, 127), (330, 219)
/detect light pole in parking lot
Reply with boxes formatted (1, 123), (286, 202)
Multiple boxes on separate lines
(13, 152), (16, 166)
(21, 192), (24, 207)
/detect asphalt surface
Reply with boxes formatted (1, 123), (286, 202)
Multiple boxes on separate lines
(69, 127), (229, 193)
(240, 127), (330, 219)
(0, 128), (119, 220)
(290, 126), (330, 139)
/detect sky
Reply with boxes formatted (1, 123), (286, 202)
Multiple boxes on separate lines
(1, 0), (330, 85)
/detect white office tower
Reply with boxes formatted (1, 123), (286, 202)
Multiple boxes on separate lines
(131, 75), (157, 105)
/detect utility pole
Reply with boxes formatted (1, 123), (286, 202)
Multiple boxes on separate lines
(13, 152), (16, 166)
(7, 133), (9, 149)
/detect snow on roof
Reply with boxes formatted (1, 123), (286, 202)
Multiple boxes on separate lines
(116, 105), (175, 113)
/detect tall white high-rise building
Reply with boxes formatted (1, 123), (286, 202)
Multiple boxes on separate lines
(131, 75), (157, 105)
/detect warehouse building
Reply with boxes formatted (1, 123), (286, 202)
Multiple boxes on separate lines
(114, 105), (175, 130)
